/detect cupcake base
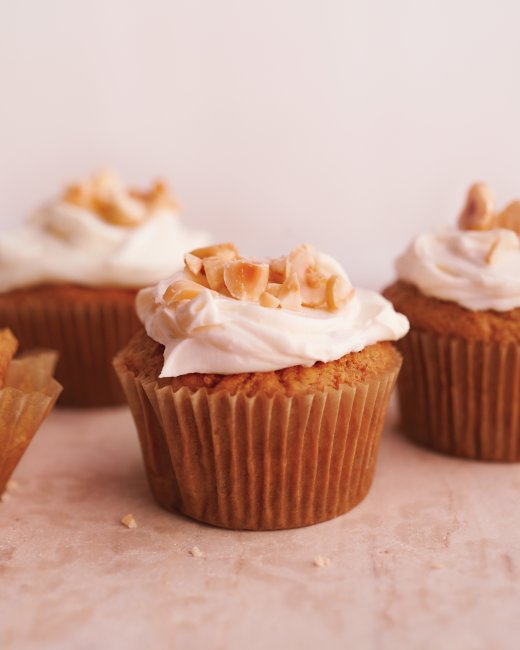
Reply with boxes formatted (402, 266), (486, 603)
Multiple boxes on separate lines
(0, 350), (62, 493)
(114, 332), (401, 530)
(0, 284), (141, 407)
(397, 329), (520, 462)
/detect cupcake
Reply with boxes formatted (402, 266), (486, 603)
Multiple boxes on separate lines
(0, 328), (62, 494)
(114, 243), (409, 530)
(0, 170), (209, 407)
(384, 182), (520, 461)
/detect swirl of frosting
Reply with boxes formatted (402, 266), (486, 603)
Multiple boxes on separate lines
(0, 173), (209, 291)
(395, 227), (520, 311)
(137, 247), (409, 377)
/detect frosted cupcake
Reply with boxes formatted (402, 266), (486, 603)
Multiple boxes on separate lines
(0, 328), (61, 493)
(0, 171), (209, 407)
(384, 183), (520, 461)
(114, 243), (409, 530)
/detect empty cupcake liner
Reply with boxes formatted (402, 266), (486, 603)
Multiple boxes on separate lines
(0, 351), (62, 493)
(397, 329), (520, 461)
(0, 293), (140, 407)
(115, 353), (401, 530)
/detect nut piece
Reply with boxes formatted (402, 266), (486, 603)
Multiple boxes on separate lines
(224, 260), (269, 301)
(202, 256), (229, 291)
(278, 271), (302, 311)
(184, 252), (203, 276)
(121, 513), (137, 529)
(326, 275), (353, 311)
(269, 256), (288, 283)
(495, 201), (520, 235)
(259, 291), (280, 309)
(458, 182), (496, 231)
(313, 555), (332, 568)
(190, 243), (239, 261)
(189, 546), (204, 558)
(163, 280), (207, 305)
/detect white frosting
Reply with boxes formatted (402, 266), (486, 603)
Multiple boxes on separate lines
(0, 201), (209, 291)
(396, 227), (520, 312)
(137, 257), (409, 377)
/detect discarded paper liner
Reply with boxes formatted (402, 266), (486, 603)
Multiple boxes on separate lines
(0, 351), (62, 493)
(396, 329), (520, 461)
(0, 291), (140, 407)
(114, 356), (400, 530)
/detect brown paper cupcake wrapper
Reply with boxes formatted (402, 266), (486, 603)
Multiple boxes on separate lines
(0, 351), (62, 493)
(115, 358), (401, 530)
(397, 329), (520, 461)
(0, 296), (139, 407)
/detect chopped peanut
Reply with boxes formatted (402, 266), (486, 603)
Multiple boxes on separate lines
(278, 271), (302, 311)
(495, 201), (520, 235)
(202, 256), (229, 292)
(184, 252), (203, 276)
(190, 243), (239, 261)
(259, 291), (281, 309)
(163, 280), (207, 305)
(458, 182), (496, 231)
(326, 275), (353, 311)
(223, 260), (269, 301)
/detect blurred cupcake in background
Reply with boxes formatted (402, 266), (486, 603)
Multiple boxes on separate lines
(384, 182), (520, 461)
(114, 242), (409, 530)
(0, 170), (209, 407)
(0, 328), (61, 494)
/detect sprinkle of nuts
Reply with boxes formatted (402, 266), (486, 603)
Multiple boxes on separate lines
(63, 170), (177, 227)
(458, 182), (496, 231)
(223, 260), (269, 301)
(495, 201), (520, 235)
(121, 513), (137, 529)
(167, 243), (355, 313)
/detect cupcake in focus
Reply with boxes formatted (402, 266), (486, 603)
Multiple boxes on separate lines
(0, 170), (209, 407)
(384, 182), (520, 461)
(0, 328), (62, 494)
(114, 242), (408, 530)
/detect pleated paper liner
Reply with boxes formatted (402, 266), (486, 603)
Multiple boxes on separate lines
(396, 329), (520, 461)
(0, 291), (140, 407)
(0, 350), (62, 493)
(114, 354), (401, 530)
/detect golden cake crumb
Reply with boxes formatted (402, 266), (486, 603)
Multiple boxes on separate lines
(313, 555), (332, 568)
(189, 546), (204, 558)
(121, 513), (137, 529)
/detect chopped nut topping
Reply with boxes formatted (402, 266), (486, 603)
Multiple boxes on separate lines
(259, 291), (280, 309)
(184, 252), (203, 276)
(224, 260), (269, 301)
(190, 243), (238, 261)
(495, 201), (520, 235)
(121, 513), (137, 529)
(63, 170), (177, 227)
(177, 242), (355, 313)
(189, 546), (204, 558)
(458, 182), (496, 231)
(278, 271), (302, 311)
(202, 256), (229, 292)
(163, 280), (207, 305)
(326, 275), (354, 311)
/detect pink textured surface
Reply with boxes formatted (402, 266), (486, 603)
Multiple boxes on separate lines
(1, 401), (520, 650)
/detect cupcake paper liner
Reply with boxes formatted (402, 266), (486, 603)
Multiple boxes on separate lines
(0, 294), (140, 407)
(115, 355), (401, 530)
(0, 351), (62, 493)
(397, 329), (520, 461)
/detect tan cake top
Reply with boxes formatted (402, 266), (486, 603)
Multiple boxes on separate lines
(62, 170), (178, 227)
(163, 243), (355, 312)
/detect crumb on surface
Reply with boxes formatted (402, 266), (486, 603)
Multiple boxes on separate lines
(313, 555), (332, 568)
(121, 513), (137, 529)
(0, 492), (11, 503)
(430, 563), (444, 569)
(189, 546), (204, 558)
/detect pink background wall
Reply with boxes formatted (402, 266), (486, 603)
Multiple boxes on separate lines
(1, 0), (519, 287)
